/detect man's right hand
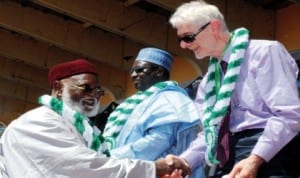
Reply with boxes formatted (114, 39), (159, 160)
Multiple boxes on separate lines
(160, 169), (183, 178)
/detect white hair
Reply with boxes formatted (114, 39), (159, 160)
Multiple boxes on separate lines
(169, 0), (228, 31)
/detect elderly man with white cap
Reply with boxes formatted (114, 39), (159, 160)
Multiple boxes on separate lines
(102, 47), (205, 178)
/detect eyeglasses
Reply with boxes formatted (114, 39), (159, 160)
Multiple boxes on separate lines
(177, 22), (211, 43)
(129, 66), (157, 74)
(71, 84), (105, 96)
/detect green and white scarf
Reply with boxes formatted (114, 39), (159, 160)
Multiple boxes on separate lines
(102, 80), (178, 150)
(202, 28), (249, 166)
(38, 95), (110, 156)
(39, 81), (177, 157)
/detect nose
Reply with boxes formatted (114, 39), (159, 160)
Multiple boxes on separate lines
(88, 92), (101, 100)
(130, 70), (138, 78)
(180, 41), (188, 49)
(88, 89), (104, 99)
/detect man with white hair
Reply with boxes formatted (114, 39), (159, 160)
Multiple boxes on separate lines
(158, 0), (300, 177)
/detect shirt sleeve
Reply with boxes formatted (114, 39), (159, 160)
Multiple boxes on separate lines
(179, 131), (206, 169)
(251, 41), (300, 161)
(179, 77), (207, 168)
(110, 123), (177, 160)
(2, 107), (156, 178)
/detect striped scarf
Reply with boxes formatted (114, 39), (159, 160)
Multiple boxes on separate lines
(202, 28), (249, 166)
(102, 80), (178, 150)
(38, 95), (110, 156)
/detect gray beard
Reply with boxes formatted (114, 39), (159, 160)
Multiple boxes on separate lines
(61, 87), (100, 117)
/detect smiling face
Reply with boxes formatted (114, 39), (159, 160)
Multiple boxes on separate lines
(130, 60), (165, 91)
(54, 73), (103, 117)
(176, 20), (227, 59)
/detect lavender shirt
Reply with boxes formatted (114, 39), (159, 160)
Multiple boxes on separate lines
(181, 39), (300, 168)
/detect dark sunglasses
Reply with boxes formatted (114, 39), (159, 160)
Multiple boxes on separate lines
(71, 84), (105, 96)
(177, 22), (211, 43)
(129, 65), (157, 74)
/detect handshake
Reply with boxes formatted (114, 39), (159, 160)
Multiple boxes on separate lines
(155, 155), (192, 178)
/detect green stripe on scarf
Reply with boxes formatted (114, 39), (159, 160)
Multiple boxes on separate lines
(202, 28), (249, 166)
(39, 95), (110, 156)
(102, 80), (178, 150)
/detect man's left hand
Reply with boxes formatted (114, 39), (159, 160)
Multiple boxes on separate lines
(227, 154), (264, 178)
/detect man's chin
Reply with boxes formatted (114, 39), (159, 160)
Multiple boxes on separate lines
(84, 105), (100, 117)
(86, 111), (98, 117)
(134, 83), (141, 90)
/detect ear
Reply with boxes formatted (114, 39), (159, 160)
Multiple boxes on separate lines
(155, 67), (164, 77)
(210, 19), (222, 35)
(52, 80), (63, 98)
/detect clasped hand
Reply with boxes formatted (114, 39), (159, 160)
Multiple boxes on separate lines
(155, 154), (191, 178)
